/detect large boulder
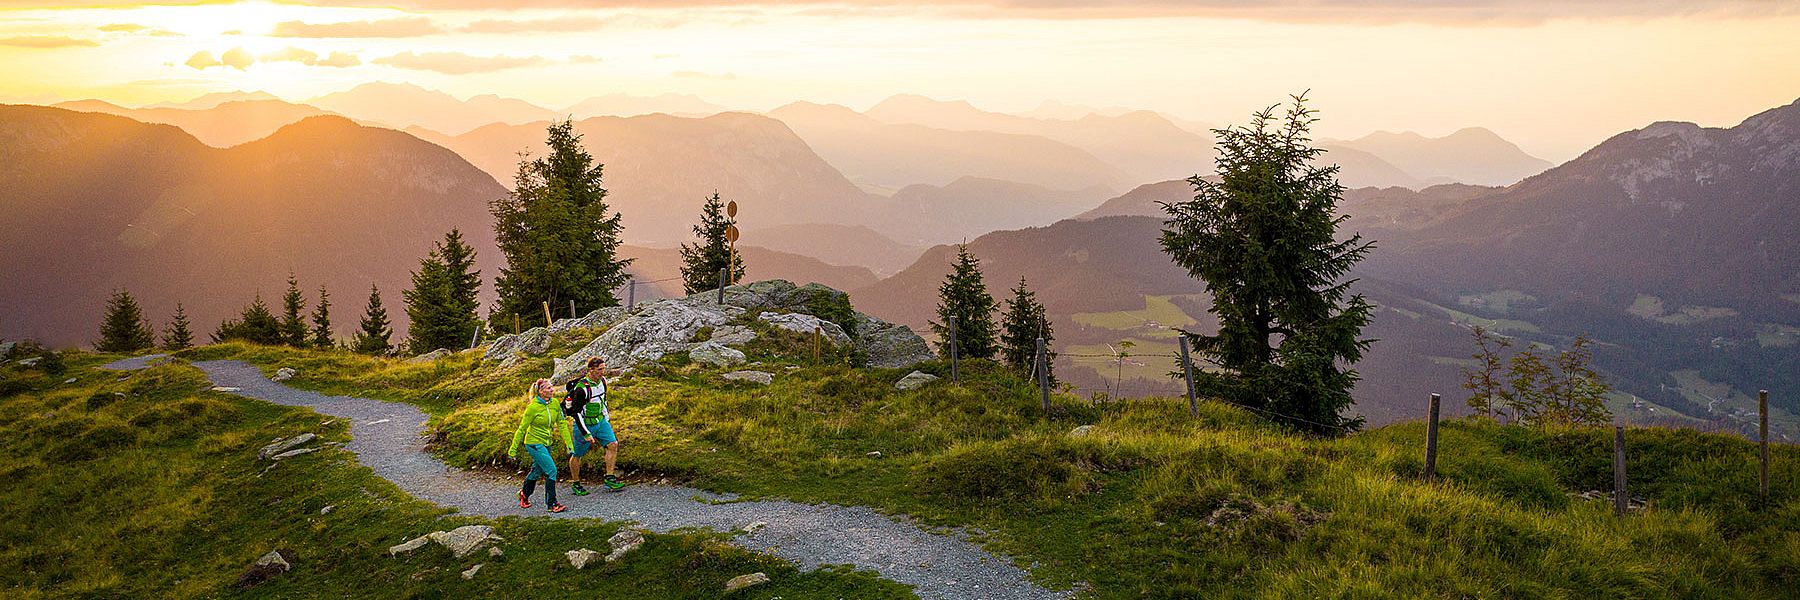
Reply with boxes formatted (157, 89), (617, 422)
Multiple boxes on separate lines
(426, 525), (502, 558)
(707, 324), (757, 346)
(688, 342), (747, 368)
(714, 279), (847, 314)
(759, 313), (851, 346)
(552, 299), (743, 382)
(852, 313), (936, 369)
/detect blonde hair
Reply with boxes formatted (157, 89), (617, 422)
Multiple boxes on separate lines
(530, 378), (552, 401)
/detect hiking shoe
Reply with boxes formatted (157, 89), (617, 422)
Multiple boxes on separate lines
(548, 503), (567, 513)
(517, 490), (531, 509)
(603, 474), (626, 492)
(571, 481), (589, 496)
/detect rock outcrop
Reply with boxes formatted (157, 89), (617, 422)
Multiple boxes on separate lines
(234, 549), (294, 589)
(894, 371), (939, 391)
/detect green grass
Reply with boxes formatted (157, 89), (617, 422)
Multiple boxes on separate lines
(1070, 295), (1200, 333)
(1424, 300), (1543, 334)
(1456, 289), (1536, 314)
(0, 353), (906, 599)
(176, 339), (1800, 599)
(1756, 323), (1799, 348)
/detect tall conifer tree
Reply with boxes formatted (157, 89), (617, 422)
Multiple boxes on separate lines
(1159, 94), (1375, 434)
(97, 289), (155, 352)
(279, 273), (308, 347)
(490, 120), (630, 330)
(999, 276), (1054, 380)
(931, 246), (998, 360)
(405, 230), (483, 353)
(310, 286), (333, 348)
(162, 302), (194, 351)
(679, 193), (745, 294)
(352, 285), (393, 356)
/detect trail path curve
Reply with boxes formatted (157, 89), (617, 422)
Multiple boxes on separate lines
(104, 356), (1063, 600)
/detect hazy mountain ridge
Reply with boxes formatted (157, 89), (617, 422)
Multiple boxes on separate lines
(52, 98), (341, 148)
(1332, 127), (1554, 186)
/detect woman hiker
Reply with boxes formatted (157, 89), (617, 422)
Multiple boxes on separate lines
(564, 356), (625, 494)
(509, 378), (572, 513)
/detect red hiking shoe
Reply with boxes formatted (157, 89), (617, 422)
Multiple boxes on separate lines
(548, 503), (567, 513)
(517, 490), (531, 509)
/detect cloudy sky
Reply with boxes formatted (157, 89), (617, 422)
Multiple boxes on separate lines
(1, 0), (1796, 160)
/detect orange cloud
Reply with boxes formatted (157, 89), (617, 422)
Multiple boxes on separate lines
(372, 51), (549, 74)
(272, 17), (443, 38)
(460, 16), (613, 33)
(0, 35), (99, 48)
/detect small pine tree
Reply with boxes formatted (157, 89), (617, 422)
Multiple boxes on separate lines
(96, 289), (156, 352)
(161, 303), (194, 351)
(213, 295), (284, 345)
(310, 286), (333, 348)
(352, 285), (393, 356)
(999, 276), (1054, 381)
(930, 245), (998, 360)
(679, 192), (745, 294)
(404, 230), (483, 354)
(1461, 326), (1510, 420)
(279, 273), (307, 347)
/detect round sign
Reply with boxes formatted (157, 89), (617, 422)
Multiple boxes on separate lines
(726, 200), (738, 218)
(725, 224), (740, 243)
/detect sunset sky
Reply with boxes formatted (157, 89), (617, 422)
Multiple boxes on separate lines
(2, 0), (1797, 161)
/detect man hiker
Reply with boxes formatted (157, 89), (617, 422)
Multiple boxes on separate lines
(565, 356), (624, 494)
(509, 378), (571, 513)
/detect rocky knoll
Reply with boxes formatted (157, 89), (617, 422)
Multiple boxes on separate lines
(479, 280), (934, 382)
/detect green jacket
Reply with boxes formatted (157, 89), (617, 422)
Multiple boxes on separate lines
(508, 396), (571, 457)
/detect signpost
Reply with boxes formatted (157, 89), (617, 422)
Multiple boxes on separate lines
(725, 200), (740, 286)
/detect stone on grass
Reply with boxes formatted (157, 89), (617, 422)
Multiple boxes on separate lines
(211, 386), (241, 393)
(17, 357), (40, 367)
(553, 299), (743, 382)
(894, 371), (939, 391)
(707, 325), (757, 346)
(234, 549), (294, 589)
(1069, 425), (1094, 438)
(607, 528), (645, 562)
(63, 378), (76, 384)
(272, 447), (320, 461)
(487, 546), (503, 558)
(566, 548), (601, 570)
(853, 314), (935, 369)
(724, 572), (770, 593)
(429, 525), (502, 558)
(407, 349), (452, 363)
(319, 505), (334, 515)
(722, 370), (774, 386)
(388, 536), (431, 556)
(461, 563), (483, 579)
(272, 367), (296, 382)
(258, 433), (316, 460)
(689, 342), (747, 368)
(759, 312), (851, 347)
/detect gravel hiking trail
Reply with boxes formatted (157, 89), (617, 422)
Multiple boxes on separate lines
(104, 355), (1066, 600)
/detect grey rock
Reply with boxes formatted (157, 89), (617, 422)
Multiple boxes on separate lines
(854, 313), (935, 369)
(760, 313), (852, 346)
(258, 433), (316, 460)
(707, 324), (757, 346)
(743, 521), (767, 533)
(319, 505), (334, 515)
(566, 548), (601, 570)
(487, 546), (503, 558)
(234, 549), (293, 589)
(406, 349), (452, 363)
(607, 528), (645, 562)
(722, 370), (774, 385)
(272, 447), (321, 461)
(712, 279), (845, 315)
(18, 357), (41, 367)
(63, 378), (76, 384)
(429, 525), (502, 558)
(482, 333), (522, 361)
(689, 342), (747, 368)
(0, 341), (14, 357)
(866, 451), (884, 459)
(894, 371), (939, 391)
(724, 572), (771, 593)
(211, 386), (241, 393)
(517, 327), (554, 356)
(388, 536), (431, 556)
(272, 367), (296, 382)
(553, 299), (742, 382)
(1068, 425), (1094, 438)
(460, 563), (482, 580)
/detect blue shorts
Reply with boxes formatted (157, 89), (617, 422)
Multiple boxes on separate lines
(571, 419), (616, 457)
(523, 443), (557, 481)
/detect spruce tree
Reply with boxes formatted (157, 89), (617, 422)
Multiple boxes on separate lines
(679, 192), (745, 294)
(405, 230), (483, 354)
(310, 286), (333, 348)
(1159, 94), (1375, 434)
(352, 285), (393, 356)
(162, 302), (194, 351)
(999, 276), (1054, 381)
(490, 119), (630, 331)
(213, 295), (283, 345)
(279, 273), (308, 347)
(930, 245), (998, 360)
(96, 289), (156, 352)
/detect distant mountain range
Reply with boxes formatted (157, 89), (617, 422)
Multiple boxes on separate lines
(51, 98), (340, 147)
(1329, 128), (1553, 187)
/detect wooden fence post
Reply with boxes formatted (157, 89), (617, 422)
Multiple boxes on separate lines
(948, 316), (959, 383)
(1761, 389), (1771, 504)
(542, 301), (553, 328)
(716, 268), (728, 304)
(513, 314), (520, 335)
(1179, 336), (1198, 417)
(1036, 337), (1050, 413)
(469, 324), (482, 349)
(1424, 393), (1441, 481)
(627, 278), (636, 310)
(569, 299), (576, 319)
(1614, 425), (1628, 517)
